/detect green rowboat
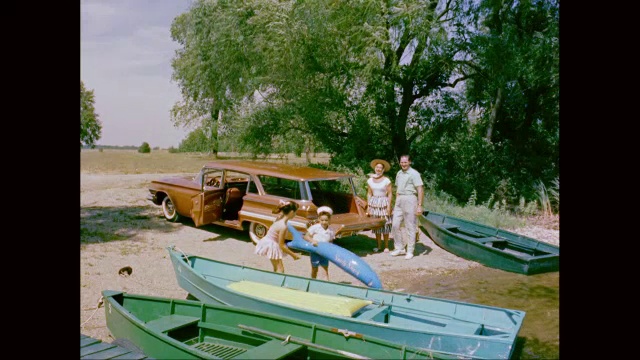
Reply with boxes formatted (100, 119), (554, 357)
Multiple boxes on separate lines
(166, 245), (525, 359)
(419, 211), (559, 275)
(102, 289), (464, 359)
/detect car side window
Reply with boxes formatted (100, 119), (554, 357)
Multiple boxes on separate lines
(203, 170), (224, 189)
(258, 175), (302, 200)
(224, 171), (250, 193)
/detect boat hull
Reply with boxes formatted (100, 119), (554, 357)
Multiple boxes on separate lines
(419, 211), (559, 275)
(167, 246), (525, 359)
(102, 289), (465, 360)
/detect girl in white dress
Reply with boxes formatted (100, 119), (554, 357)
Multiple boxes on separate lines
(366, 159), (393, 252)
(254, 200), (301, 272)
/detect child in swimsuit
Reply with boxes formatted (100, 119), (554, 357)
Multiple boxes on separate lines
(303, 206), (335, 281)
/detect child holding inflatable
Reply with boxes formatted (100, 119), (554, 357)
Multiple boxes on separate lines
(303, 206), (336, 281)
(254, 200), (301, 273)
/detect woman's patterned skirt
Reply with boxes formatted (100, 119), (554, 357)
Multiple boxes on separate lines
(368, 195), (391, 234)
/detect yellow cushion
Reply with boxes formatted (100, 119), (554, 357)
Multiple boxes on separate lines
(227, 281), (371, 317)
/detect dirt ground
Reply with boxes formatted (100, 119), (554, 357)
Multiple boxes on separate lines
(80, 173), (559, 343)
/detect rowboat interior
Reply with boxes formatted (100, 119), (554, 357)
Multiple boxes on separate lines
(109, 292), (309, 359)
(188, 255), (521, 338)
(441, 224), (554, 257)
(106, 290), (469, 360)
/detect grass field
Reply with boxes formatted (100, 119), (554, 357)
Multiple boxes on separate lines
(80, 149), (332, 174)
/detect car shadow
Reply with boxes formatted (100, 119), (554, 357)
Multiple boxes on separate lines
(80, 205), (183, 244)
(195, 223), (252, 243)
(81, 205), (255, 245)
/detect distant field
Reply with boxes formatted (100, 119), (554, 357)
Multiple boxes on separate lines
(80, 149), (332, 174)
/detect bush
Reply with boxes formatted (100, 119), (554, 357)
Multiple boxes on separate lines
(138, 142), (151, 153)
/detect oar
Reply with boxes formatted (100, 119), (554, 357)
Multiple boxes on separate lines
(237, 324), (370, 360)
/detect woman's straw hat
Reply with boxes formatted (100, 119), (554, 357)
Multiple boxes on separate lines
(370, 159), (391, 172)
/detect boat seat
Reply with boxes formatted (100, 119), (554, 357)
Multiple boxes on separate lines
(232, 339), (304, 359)
(478, 237), (508, 245)
(145, 314), (200, 333)
(445, 322), (483, 335)
(356, 305), (390, 322)
(227, 281), (372, 317)
(223, 187), (244, 220)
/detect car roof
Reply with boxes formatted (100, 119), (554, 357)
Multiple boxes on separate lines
(201, 160), (354, 181)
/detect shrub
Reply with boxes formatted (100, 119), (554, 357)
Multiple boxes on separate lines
(138, 142), (151, 153)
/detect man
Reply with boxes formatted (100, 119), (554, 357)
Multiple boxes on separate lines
(390, 154), (424, 260)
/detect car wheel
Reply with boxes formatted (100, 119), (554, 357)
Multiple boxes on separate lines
(249, 222), (268, 245)
(162, 196), (180, 222)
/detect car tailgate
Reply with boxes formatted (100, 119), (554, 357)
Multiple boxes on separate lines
(330, 213), (386, 238)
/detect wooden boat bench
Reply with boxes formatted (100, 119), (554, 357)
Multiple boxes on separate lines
(356, 305), (390, 322)
(231, 339), (304, 359)
(195, 322), (305, 359)
(442, 224), (459, 231)
(145, 314), (200, 333)
(446, 226), (509, 245)
(191, 321), (304, 359)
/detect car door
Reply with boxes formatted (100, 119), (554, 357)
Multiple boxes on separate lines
(191, 169), (225, 227)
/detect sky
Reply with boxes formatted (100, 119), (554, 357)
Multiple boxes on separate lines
(81, 0), (196, 148)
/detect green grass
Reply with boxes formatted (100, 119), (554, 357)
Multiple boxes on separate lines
(80, 148), (331, 174)
(81, 149), (556, 231)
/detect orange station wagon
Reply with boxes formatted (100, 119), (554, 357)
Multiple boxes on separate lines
(147, 160), (385, 243)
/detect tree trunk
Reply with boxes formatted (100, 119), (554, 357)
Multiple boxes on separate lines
(209, 107), (220, 159)
(486, 86), (503, 142)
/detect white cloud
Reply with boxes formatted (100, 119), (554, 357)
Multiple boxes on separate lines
(81, 0), (194, 148)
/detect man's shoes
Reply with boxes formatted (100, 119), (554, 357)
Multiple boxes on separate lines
(404, 253), (414, 260)
(390, 249), (406, 256)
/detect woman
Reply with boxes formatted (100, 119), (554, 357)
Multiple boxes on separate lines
(366, 159), (393, 252)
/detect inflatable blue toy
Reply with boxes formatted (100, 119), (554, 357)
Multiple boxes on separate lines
(287, 224), (383, 289)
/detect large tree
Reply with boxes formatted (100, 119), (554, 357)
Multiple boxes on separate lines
(412, 0), (559, 204)
(170, 0), (468, 165)
(80, 80), (102, 148)
(168, 0), (559, 206)
(460, 0), (559, 200)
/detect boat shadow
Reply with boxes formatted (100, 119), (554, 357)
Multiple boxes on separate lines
(334, 234), (433, 257)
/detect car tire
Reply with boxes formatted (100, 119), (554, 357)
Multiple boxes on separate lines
(249, 222), (268, 245)
(162, 196), (180, 222)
